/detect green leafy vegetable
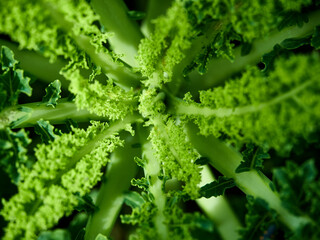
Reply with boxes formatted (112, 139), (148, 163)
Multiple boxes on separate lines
(0, 0), (320, 240)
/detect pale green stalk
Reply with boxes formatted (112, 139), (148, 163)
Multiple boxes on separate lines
(140, 0), (173, 37)
(186, 123), (311, 232)
(187, 9), (320, 92)
(140, 127), (169, 240)
(91, 0), (143, 68)
(196, 165), (242, 240)
(45, 1), (141, 90)
(84, 134), (139, 240)
(0, 99), (109, 129)
(168, 79), (313, 117)
(75, 35), (141, 90)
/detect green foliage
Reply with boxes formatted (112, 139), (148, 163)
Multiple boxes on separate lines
(0, 46), (31, 111)
(261, 44), (290, 73)
(42, 80), (61, 108)
(179, 0), (316, 76)
(280, 36), (311, 49)
(239, 159), (320, 240)
(0, 128), (32, 184)
(0, 0), (108, 62)
(138, 1), (194, 87)
(176, 54), (320, 154)
(34, 120), (56, 144)
(273, 160), (320, 239)
(199, 176), (235, 198)
(74, 193), (98, 214)
(1, 120), (128, 239)
(236, 144), (270, 173)
(69, 72), (138, 120)
(0, 46), (33, 183)
(0, 0), (320, 240)
(123, 191), (214, 240)
(277, 11), (309, 30)
(238, 196), (278, 240)
(148, 118), (201, 199)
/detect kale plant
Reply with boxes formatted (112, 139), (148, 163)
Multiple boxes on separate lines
(0, 0), (320, 239)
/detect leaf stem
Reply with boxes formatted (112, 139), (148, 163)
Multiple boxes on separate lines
(168, 79), (313, 117)
(186, 123), (311, 232)
(46, 1), (142, 90)
(139, 126), (169, 240)
(187, 9), (320, 93)
(196, 165), (242, 240)
(84, 133), (140, 240)
(0, 98), (109, 129)
(90, 0), (143, 68)
(26, 114), (141, 219)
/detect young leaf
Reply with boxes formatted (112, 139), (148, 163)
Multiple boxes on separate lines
(1, 46), (18, 69)
(148, 117), (201, 199)
(0, 46), (32, 111)
(131, 178), (149, 191)
(42, 80), (62, 108)
(235, 144), (270, 173)
(277, 11), (309, 30)
(34, 119), (56, 144)
(133, 156), (146, 168)
(261, 44), (289, 73)
(70, 72), (138, 120)
(138, 1), (194, 87)
(74, 193), (98, 214)
(124, 191), (146, 209)
(199, 176), (235, 198)
(280, 36), (311, 49)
